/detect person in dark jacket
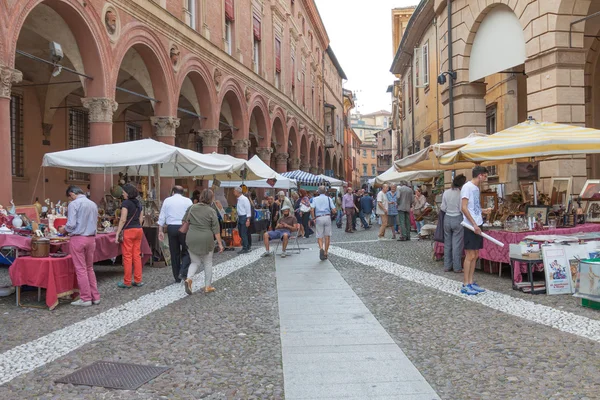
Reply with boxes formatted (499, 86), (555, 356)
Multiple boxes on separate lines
(359, 191), (373, 229)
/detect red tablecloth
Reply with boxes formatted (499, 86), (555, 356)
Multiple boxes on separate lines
(9, 256), (78, 310)
(1, 233), (152, 265)
(56, 232), (152, 264)
(434, 224), (600, 282)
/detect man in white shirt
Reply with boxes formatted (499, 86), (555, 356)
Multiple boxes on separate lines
(461, 166), (490, 295)
(158, 186), (193, 283)
(234, 187), (252, 254)
(376, 184), (389, 240)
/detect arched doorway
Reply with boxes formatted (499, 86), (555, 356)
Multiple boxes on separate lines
(217, 81), (248, 159)
(287, 125), (300, 171)
(9, 0), (109, 204)
(299, 134), (309, 171)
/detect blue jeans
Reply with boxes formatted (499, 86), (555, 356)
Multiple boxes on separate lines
(416, 220), (425, 234)
(238, 215), (249, 250)
(358, 210), (369, 228)
(336, 209), (343, 226)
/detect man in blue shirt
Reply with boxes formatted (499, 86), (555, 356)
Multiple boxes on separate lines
(311, 186), (337, 260)
(359, 191), (373, 229)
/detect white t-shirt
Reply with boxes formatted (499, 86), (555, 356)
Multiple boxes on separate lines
(376, 190), (389, 215)
(461, 181), (483, 226)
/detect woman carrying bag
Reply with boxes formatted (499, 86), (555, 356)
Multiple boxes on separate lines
(181, 189), (224, 295)
(115, 184), (144, 288)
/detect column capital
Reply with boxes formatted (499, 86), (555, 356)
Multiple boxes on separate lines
(289, 157), (300, 170)
(275, 153), (289, 163)
(0, 67), (22, 99)
(233, 139), (250, 154)
(151, 116), (180, 137)
(309, 166), (319, 175)
(300, 163), (311, 172)
(81, 97), (118, 123)
(256, 147), (273, 162)
(198, 129), (221, 148)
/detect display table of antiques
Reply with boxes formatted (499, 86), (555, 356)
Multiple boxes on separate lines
(434, 224), (600, 281)
(9, 255), (79, 310)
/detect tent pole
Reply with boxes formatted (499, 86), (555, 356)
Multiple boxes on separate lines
(533, 182), (538, 206)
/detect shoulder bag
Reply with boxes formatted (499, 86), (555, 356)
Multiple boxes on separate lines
(179, 204), (194, 234)
(118, 204), (139, 242)
(329, 198), (336, 221)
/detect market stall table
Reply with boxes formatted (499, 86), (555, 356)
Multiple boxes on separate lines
(9, 255), (78, 310)
(434, 224), (600, 282)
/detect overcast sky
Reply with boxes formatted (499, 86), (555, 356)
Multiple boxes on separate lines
(314, 0), (416, 115)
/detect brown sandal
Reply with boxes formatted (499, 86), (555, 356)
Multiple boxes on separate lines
(204, 286), (216, 293)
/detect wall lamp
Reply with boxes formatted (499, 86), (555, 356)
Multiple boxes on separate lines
(437, 71), (457, 85)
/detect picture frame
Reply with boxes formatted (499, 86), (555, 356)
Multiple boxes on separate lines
(15, 205), (40, 224)
(549, 177), (572, 208)
(517, 162), (539, 182)
(586, 200), (600, 223)
(480, 191), (498, 213)
(542, 246), (572, 295)
(525, 205), (550, 224)
(520, 183), (534, 203)
(579, 179), (600, 200)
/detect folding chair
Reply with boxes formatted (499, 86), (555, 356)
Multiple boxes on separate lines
(274, 225), (301, 255)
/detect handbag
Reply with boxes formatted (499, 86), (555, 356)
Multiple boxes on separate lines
(118, 207), (139, 242)
(179, 204), (194, 234)
(329, 198), (336, 221)
(434, 210), (446, 243)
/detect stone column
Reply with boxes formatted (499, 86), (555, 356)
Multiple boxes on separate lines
(256, 147), (273, 166)
(233, 139), (250, 160)
(441, 81), (486, 141)
(274, 153), (289, 173)
(288, 157), (300, 171)
(525, 48), (587, 195)
(309, 167), (318, 175)
(81, 97), (118, 203)
(151, 116), (180, 200)
(300, 163), (310, 172)
(0, 67), (22, 206)
(198, 129), (221, 154)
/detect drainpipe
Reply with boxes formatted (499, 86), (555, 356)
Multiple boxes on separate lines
(447, 0), (455, 141)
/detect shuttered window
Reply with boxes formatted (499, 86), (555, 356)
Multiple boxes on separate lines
(253, 15), (261, 41)
(275, 38), (281, 73)
(225, 0), (234, 21)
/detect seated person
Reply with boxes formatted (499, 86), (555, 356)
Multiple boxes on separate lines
(261, 205), (298, 258)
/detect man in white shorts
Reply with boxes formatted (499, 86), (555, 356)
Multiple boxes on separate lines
(311, 186), (337, 260)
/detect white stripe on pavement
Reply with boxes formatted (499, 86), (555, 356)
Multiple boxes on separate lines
(0, 250), (263, 385)
(329, 246), (600, 343)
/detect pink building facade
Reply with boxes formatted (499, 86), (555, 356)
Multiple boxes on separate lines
(0, 0), (346, 205)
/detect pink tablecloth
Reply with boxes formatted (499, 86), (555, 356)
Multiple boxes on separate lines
(9, 256), (78, 310)
(1, 232), (152, 264)
(434, 224), (600, 283)
(57, 232), (152, 264)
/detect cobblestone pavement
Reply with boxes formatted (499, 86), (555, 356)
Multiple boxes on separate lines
(2, 225), (600, 399)
(0, 254), (284, 399)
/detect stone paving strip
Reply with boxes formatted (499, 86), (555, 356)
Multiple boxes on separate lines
(329, 246), (600, 343)
(0, 249), (263, 386)
(276, 249), (441, 400)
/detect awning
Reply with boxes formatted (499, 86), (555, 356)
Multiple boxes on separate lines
(281, 170), (328, 186)
(395, 133), (487, 172)
(440, 120), (600, 165)
(318, 174), (346, 187)
(375, 167), (440, 186)
(208, 156), (297, 189)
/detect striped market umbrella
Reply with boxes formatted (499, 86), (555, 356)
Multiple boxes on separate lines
(439, 119), (600, 165)
(281, 170), (327, 186)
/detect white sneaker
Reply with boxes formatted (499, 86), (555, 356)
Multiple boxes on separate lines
(71, 299), (92, 307)
(92, 299), (101, 305)
(281, 251), (287, 258)
(261, 251), (272, 257)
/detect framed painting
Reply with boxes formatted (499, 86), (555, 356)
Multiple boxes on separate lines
(550, 177), (572, 208)
(480, 192), (498, 213)
(525, 205), (550, 224)
(15, 205), (40, 224)
(517, 162), (539, 182)
(520, 183), (534, 204)
(579, 179), (600, 200)
(586, 201), (600, 223)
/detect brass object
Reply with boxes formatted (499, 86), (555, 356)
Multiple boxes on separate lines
(31, 237), (50, 258)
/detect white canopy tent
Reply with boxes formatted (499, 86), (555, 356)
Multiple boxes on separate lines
(42, 139), (234, 177)
(205, 153), (278, 181)
(208, 155), (297, 189)
(318, 174), (346, 188)
(371, 167), (440, 186)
